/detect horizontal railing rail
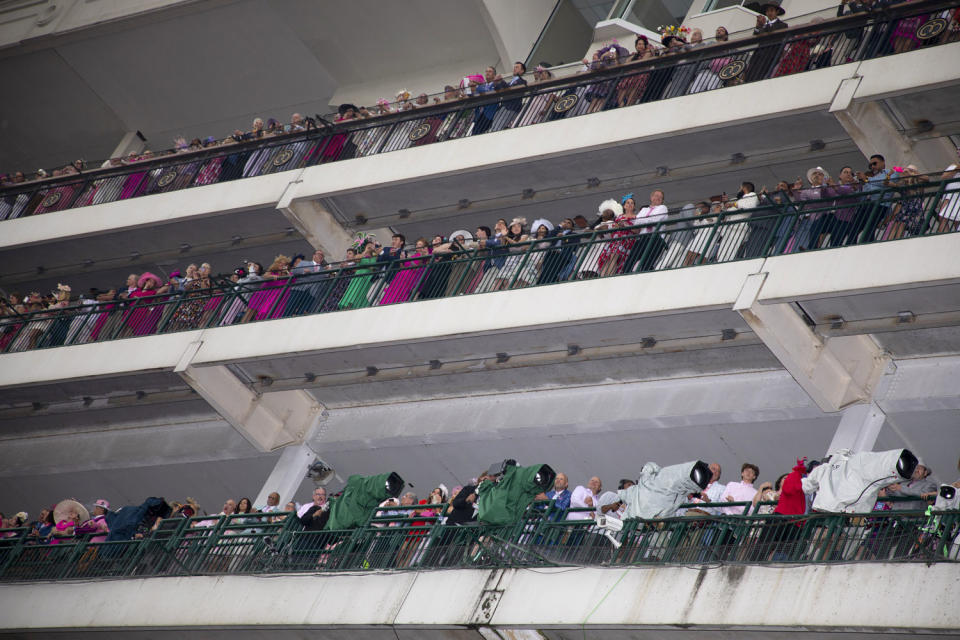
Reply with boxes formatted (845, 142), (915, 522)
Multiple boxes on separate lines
(2, 177), (957, 355)
(1, 506), (956, 581)
(1, 0), (957, 220)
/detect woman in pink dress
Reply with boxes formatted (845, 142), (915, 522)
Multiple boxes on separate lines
(379, 238), (430, 305)
(596, 194), (639, 276)
(118, 152), (150, 200)
(242, 256), (291, 322)
(123, 273), (170, 336)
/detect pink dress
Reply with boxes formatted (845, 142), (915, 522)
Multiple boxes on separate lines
(247, 276), (290, 320)
(89, 303), (116, 341)
(379, 252), (428, 305)
(123, 290), (164, 336)
(119, 171), (148, 199)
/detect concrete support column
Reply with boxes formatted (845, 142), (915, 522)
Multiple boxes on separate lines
(174, 343), (324, 452)
(108, 131), (147, 161)
(830, 83), (957, 171)
(734, 273), (888, 412)
(253, 443), (316, 509)
(827, 401), (886, 454)
(276, 191), (355, 258)
(477, 0), (556, 70)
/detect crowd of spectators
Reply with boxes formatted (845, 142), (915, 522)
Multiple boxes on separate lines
(1, 0), (956, 197)
(3, 453), (956, 568)
(2, 150), (958, 352)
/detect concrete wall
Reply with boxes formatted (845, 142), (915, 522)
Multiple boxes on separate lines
(0, 563), (957, 633)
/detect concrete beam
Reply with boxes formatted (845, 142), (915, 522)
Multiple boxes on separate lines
(108, 131), (146, 161)
(176, 362), (323, 453)
(831, 97), (957, 171)
(734, 272), (888, 412)
(827, 401), (886, 454)
(276, 188), (355, 257)
(253, 442), (317, 509)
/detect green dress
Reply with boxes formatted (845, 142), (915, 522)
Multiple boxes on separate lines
(338, 257), (377, 309)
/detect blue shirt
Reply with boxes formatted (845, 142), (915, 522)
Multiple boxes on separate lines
(863, 170), (898, 201)
(546, 489), (571, 520)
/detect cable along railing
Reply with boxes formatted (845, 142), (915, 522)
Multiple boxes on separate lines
(1, 177), (957, 354)
(0, 500), (956, 582)
(0, 0), (957, 221)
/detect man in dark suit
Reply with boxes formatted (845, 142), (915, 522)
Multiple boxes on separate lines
(753, 1), (789, 34)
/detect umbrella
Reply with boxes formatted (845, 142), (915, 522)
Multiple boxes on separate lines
(53, 499), (89, 524)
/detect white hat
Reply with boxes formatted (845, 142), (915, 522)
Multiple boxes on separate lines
(598, 199), (624, 217)
(531, 218), (555, 234)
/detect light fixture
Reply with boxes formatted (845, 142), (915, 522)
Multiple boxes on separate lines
(567, 344), (581, 356)
(495, 352), (510, 363)
(36, 266), (45, 274)
(398, 208), (411, 219)
(913, 119), (934, 133)
(306, 460), (335, 485)
(136, 391), (147, 400)
(355, 213), (368, 225)
(656, 166), (669, 177)
(429, 359), (442, 370)
(257, 375), (273, 387)
(231, 235), (244, 245)
(829, 315), (845, 330)
(642, 336), (657, 348)
(586, 177), (601, 188)
(366, 366), (379, 376)
(896, 310), (915, 324)
(457, 199), (471, 209)
(809, 139), (826, 151)
(730, 153), (746, 164)
(304, 372), (316, 382)
(31, 402), (45, 411)
(129, 251), (141, 260)
(82, 259), (94, 268)
(82, 396), (93, 407)
(522, 188), (536, 199)
(721, 329), (737, 341)
(179, 243), (191, 253)
(284, 226), (296, 235)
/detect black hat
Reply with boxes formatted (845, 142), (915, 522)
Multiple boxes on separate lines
(751, 1), (785, 16)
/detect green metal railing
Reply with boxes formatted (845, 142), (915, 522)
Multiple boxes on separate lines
(2, 177), (958, 354)
(1, 502), (956, 582)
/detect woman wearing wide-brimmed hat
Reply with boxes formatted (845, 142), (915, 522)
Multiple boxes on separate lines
(784, 167), (831, 252)
(495, 217), (532, 289)
(120, 272), (170, 337)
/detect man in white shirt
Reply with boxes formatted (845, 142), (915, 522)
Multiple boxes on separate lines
(628, 189), (670, 272)
(257, 491), (282, 513)
(568, 477), (602, 520)
(719, 463), (759, 515)
(687, 463), (725, 515)
(720, 180), (760, 259)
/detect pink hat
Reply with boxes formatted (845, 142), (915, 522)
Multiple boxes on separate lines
(137, 272), (162, 289)
(94, 499), (110, 511)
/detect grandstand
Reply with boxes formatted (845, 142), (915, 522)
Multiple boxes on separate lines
(1, 0), (959, 636)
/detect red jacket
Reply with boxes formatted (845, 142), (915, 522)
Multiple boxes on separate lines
(774, 460), (808, 518)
